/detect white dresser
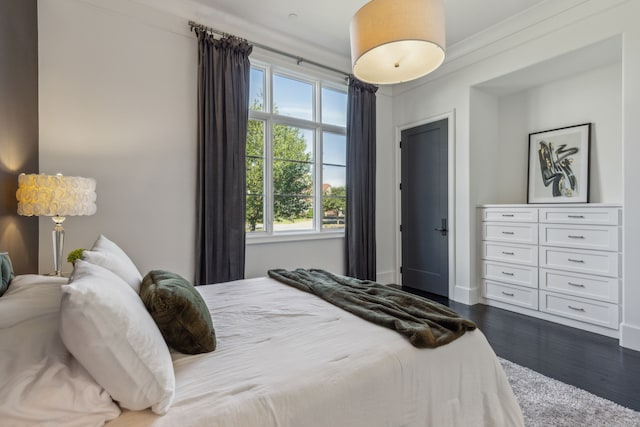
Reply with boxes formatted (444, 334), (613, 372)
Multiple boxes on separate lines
(479, 204), (622, 337)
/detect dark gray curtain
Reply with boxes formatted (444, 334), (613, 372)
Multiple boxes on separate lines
(195, 30), (252, 285)
(345, 78), (378, 280)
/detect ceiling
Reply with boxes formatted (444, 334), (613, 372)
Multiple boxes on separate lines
(187, 0), (548, 58)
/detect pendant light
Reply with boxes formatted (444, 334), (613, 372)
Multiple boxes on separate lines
(350, 0), (446, 85)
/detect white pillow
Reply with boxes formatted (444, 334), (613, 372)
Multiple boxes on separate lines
(60, 260), (175, 414)
(83, 234), (142, 292)
(0, 275), (121, 426)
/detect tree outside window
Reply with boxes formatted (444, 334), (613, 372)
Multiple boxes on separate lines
(245, 65), (347, 235)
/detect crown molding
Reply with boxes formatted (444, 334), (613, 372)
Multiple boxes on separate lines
(129, 0), (352, 74)
(75, 0), (629, 96)
(445, 0), (591, 63)
(392, 0), (630, 96)
(74, 0), (352, 76)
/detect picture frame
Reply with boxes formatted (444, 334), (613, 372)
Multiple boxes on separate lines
(527, 123), (591, 204)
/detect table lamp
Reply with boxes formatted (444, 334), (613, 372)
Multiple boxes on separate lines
(16, 173), (97, 276)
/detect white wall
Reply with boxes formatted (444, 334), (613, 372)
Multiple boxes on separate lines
(392, 0), (640, 350)
(493, 63), (622, 204)
(469, 89), (500, 206)
(245, 237), (343, 279)
(374, 88), (396, 284)
(620, 1), (640, 352)
(468, 89), (500, 303)
(38, 0), (197, 278)
(37, 0), (396, 283)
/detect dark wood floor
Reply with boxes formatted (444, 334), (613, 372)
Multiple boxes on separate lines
(404, 287), (640, 411)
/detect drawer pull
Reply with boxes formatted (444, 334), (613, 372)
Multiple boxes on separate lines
(568, 215), (585, 219)
(568, 282), (585, 288)
(568, 258), (585, 263)
(502, 251), (515, 255)
(568, 305), (586, 312)
(568, 235), (585, 239)
(501, 214), (514, 217)
(502, 271), (514, 276)
(502, 292), (515, 297)
(501, 231), (515, 235)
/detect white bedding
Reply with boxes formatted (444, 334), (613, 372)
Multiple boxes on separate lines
(107, 277), (524, 427)
(0, 275), (121, 426)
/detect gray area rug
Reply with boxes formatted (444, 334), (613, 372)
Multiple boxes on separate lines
(500, 358), (640, 426)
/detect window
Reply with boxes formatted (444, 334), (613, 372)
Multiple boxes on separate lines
(246, 63), (347, 236)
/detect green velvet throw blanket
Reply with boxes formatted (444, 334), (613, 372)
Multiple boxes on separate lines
(267, 269), (476, 349)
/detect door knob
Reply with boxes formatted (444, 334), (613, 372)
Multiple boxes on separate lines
(434, 218), (448, 236)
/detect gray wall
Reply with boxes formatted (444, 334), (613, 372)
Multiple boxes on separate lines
(0, 0), (39, 274)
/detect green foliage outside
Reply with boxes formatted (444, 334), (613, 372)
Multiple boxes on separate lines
(272, 123), (313, 221)
(245, 99), (346, 231)
(322, 185), (346, 227)
(246, 113), (313, 231)
(246, 118), (264, 231)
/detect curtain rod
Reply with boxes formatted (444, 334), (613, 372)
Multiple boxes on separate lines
(188, 20), (350, 81)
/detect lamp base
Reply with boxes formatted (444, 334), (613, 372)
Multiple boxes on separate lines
(52, 216), (66, 277)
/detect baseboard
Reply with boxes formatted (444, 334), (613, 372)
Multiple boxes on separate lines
(620, 323), (640, 351)
(453, 284), (481, 305)
(376, 270), (396, 285)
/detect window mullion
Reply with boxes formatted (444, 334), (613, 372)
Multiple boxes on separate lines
(315, 126), (323, 232)
(265, 64), (272, 114)
(265, 119), (274, 235)
(265, 66), (274, 234)
(313, 82), (324, 231)
(321, 123), (347, 135)
(272, 115), (318, 130)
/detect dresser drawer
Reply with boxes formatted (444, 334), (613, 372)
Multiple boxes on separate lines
(539, 208), (620, 225)
(481, 208), (538, 223)
(539, 291), (619, 329)
(484, 280), (538, 310)
(539, 269), (619, 303)
(483, 222), (538, 245)
(482, 242), (537, 266)
(539, 224), (620, 251)
(539, 246), (619, 277)
(482, 261), (538, 289)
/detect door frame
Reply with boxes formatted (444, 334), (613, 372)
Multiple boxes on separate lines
(395, 110), (456, 297)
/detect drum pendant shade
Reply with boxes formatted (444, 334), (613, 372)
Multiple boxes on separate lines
(350, 0), (446, 84)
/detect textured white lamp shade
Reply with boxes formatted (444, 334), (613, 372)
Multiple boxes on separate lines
(16, 173), (97, 217)
(16, 173), (97, 276)
(350, 0), (446, 85)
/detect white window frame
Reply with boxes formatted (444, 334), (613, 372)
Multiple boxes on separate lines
(247, 59), (347, 244)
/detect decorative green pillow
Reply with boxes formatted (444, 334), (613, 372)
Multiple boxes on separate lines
(140, 270), (216, 354)
(0, 252), (15, 297)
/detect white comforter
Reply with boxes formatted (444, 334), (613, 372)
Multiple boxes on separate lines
(108, 277), (524, 427)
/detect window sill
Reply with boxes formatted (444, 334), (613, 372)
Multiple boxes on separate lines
(246, 230), (345, 245)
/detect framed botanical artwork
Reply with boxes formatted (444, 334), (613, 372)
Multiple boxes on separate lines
(527, 123), (591, 204)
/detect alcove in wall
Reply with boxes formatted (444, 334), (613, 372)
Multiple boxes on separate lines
(469, 35), (623, 206)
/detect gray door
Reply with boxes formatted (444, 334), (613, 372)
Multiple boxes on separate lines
(401, 119), (449, 296)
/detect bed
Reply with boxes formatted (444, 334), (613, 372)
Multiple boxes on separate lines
(0, 240), (524, 427)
